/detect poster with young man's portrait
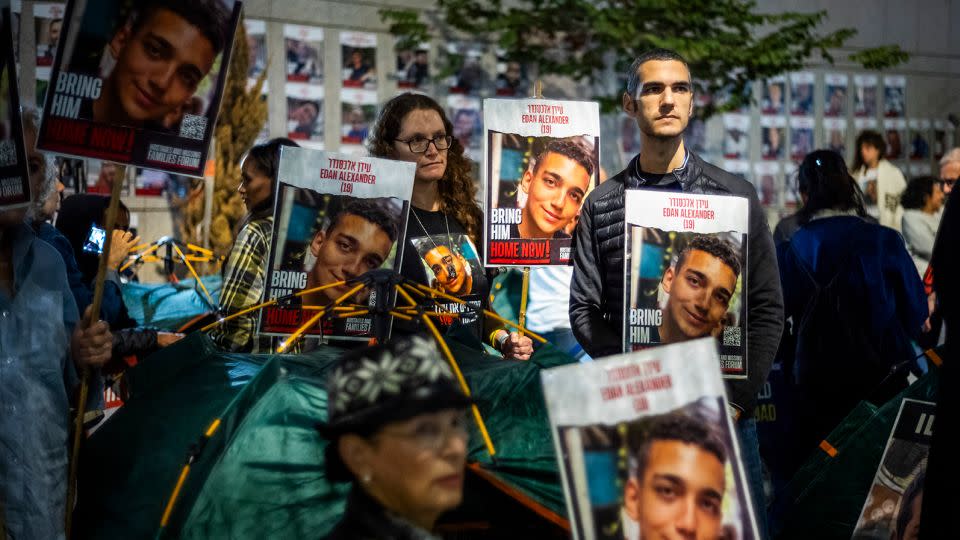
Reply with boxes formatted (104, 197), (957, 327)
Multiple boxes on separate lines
(542, 339), (761, 540)
(624, 190), (749, 378)
(36, 0), (242, 177)
(0, 5), (31, 211)
(259, 147), (415, 341)
(483, 98), (600, 266)
(853, 399), (934, 540)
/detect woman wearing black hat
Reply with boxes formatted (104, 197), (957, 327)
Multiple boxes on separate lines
(319, 335), (471, 539)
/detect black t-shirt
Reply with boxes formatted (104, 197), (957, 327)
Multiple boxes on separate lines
(397, 207), (489, 340)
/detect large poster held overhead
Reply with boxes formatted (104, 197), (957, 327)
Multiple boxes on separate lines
(623, 190), (749, 378)
(258, 147), (415, 342)
(36, 0), (242, 177)
(483, 98), (599, 266)
(1, 5), (30, 210)
(542, 338), (761, 540)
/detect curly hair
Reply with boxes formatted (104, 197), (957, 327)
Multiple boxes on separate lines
(368, 93), (483, 246)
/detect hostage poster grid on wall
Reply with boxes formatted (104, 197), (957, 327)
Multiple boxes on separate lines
(623, 190), (749, 379)
(483, 97), (600, 267)
(258, 146), (415, 342)
(36, 0), (242, 177)
(541, 338), (761, 540)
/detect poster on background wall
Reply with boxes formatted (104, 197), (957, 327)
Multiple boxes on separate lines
(854, 74), (878, 118)
(722, 114), (749, 159)
(884, 75), (906, 118)
(285, 24), (323, 84)
(761, 76), (785, 115)
(483, 97), (599, 266)
(542, 339), (761, 540)
(447, 93), (482, 162)
(752, 161), (781, 209)
(340, 86), (376, 149)
(395, 43), (429, 89)
(884, 118), (907, 160)
(933, 119), (948, 160)
(341, 31), (376, 89)
(824, 73), (848, 117)
(32, 3), (64, 105)
(760, 116), (785, 160)
(36, 0), (243, 177)
(823, 117), (847, 158)
(287, 83), (324, 147)
(783, 162), (799, 208)
(908, 119), (931, 161)
(789, 117), (814, 161)
(789, 72), (814, 117)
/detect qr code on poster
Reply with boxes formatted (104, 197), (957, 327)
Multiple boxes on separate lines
(723, 326), (741, 347)
(0, 141), (16, 167)
(179, 114), (207, 140)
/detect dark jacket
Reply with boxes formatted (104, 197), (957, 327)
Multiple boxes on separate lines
(324, 486), (440, 540)
(570, 151), (784, 418)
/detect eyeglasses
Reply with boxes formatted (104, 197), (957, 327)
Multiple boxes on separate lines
(377, 411), (469, 452)
(395, 135), (453, 154)
(939, 178), (957, 190)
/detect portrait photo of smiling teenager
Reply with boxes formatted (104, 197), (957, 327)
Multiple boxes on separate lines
(61, 0), (233, 131)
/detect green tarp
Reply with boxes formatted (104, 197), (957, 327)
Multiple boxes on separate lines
(121, 276), (221, 331)
(76, 332), (573, 538)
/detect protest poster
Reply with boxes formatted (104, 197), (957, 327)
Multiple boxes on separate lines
(623, 190), (749, 378)
(284, 24), (323, 84)
(852, 399), (935, 540)
(395, 43), (429, 89)
(245, 19), (267, 84)
(483, 97), (600, 266)
(823, 117), (848, 157)
(36, 0), (242, 177)
(33, 2), (65, 105)
(722, 113), (749, 159)
(884, 118), (907, 161)
(884, 75), (906, 118)
(855, 75), (879, 118)
(752, 161), (780, 209)
(760, 116), (785, 160)
(761, 76), (785, 115)
(341, 31), (376, 89)
(541, 338), (761, 540)
(824, 73), (848, 117)
(789, 72), (814, 116)
(259, 147), (415, 341)
(287, 82), (324, 146)
(789, 116), (814, 161)
(1, 5), (31, 210)
(908, 118), (930, 161)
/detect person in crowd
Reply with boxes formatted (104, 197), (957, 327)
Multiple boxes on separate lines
(368, 92), (532, 360)
(938, 147), (959, 197)
(515, 139), (593, 239)
(777, 150), (926, 473)
(210, 137), (299, 352)
(0, 117), (113, 540)
(901, 176), (945, 274)
(850, 130), (907, 231)
(302, 198), (400, 307)
(90, 0), (230, 130)
(654, 235), (741, 345)
(54, 194), (184, 358)
(621, 412), (727, 540)
(919, 166), (958, 537)
(318, 335), (470, 539)
(569, 48), (783, 536)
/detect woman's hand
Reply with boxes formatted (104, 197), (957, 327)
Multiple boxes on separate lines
(107, 230), (141, 270)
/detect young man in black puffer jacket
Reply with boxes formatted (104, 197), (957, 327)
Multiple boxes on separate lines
(570, 48), (784, 538)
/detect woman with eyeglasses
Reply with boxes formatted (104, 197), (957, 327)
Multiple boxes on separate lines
(368, 93), (532, 360)
(319, 335), (471, 539)
(776, 149), (927, 477)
